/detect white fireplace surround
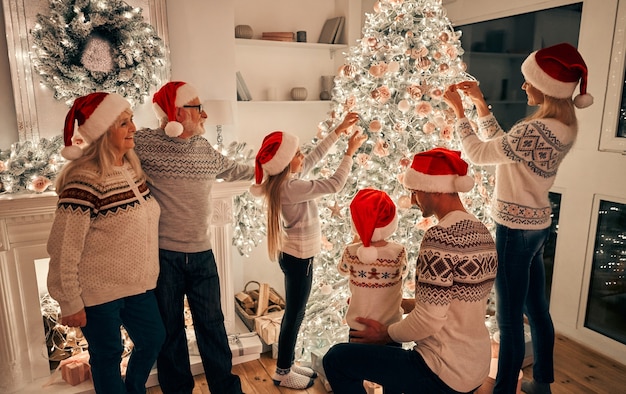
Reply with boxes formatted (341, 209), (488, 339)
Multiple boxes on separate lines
(0, 180), (250, 393)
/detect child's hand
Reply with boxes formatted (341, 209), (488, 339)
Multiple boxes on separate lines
(346, 129), (367, 156)
(335, 112), (360, 135)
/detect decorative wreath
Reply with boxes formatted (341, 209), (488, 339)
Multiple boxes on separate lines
(31, 0), (167, 106)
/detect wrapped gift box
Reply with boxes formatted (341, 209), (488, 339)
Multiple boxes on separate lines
(254, 309), (283, 345)
(61, 359), (91, 386)
(228, 332), (262, 365)
(310, 345), (332, 379)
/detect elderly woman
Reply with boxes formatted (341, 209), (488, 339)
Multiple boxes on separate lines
(47, 92), (164, 394)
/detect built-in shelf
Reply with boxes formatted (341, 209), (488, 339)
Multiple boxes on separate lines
(236, 37), (347, 50)
(463, 51), (527, 59)
(235, 38), (348, 59)
(237, 100), (333, 105)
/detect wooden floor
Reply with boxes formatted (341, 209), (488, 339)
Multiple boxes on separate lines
(146, 333), (626, 393)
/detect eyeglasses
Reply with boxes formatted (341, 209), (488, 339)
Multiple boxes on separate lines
(183, 104), (203, 113)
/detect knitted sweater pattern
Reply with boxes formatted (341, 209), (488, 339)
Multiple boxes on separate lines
(388, 211), (497, 392)
(339, 242), (407, 330)
(46, 162), (161, 316)
(280, 131), (352, 259)
(457, 113), (575, 229)
(134, 128), (254, 252)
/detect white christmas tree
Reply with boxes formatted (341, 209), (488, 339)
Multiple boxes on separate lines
(233, 0), (496, 362)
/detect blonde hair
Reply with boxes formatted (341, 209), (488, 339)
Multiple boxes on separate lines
(56, 109), (145, 193)
(260, 166), (291, 261)
(524, 95), (578, 129)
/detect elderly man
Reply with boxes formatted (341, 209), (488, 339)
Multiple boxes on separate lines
(135, 81), (254, 394)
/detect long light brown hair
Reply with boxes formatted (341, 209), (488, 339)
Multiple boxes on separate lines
(524, 95), (578, 130)
(56, 109), (144, 193)
(260, 166), (291, 261)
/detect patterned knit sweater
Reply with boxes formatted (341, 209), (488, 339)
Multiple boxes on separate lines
(280, 131), (353, 259)
(46, 162), (161, 317)
(338, 242), (407, 330)
(388, 211), (497, 392)
(134, 128), (254, 253)
(457, 113), (576, 230)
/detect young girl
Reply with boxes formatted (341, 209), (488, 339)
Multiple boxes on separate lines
(339, 188), (407, 344)
(251, 112), (366, 389)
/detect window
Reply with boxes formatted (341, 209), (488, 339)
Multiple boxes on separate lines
(600, 0), (626, 152)
(584, 197), (626, 345)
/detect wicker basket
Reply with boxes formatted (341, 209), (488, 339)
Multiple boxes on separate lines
(235, 281), (285, 331)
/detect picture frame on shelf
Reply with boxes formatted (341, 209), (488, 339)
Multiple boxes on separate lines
(236, 71), (252, 101)
(318, 16), (344, 44)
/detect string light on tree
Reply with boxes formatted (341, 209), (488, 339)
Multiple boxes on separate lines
(0, 135), (65, 194)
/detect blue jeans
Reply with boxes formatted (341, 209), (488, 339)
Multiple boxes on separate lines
(155, 249), (242, 394)
(277, 252), (313, 370)
(323, 343), (471, 394)
(81, 290), (165, 394)
(493, 224), (554, 393)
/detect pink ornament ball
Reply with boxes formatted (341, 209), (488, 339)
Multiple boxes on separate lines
(369, 119), (382, 133)
(398, 99), (411, 113)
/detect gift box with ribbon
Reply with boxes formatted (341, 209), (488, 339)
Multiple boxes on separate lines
(59, 352), (91, 386)
(254, 305), (283, 345)
(228, 332), (263, 365)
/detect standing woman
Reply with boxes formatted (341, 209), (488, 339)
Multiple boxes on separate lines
(47, 92), (165, 394)
(251, 112), (366, 389)
(444, 43), (593, 394)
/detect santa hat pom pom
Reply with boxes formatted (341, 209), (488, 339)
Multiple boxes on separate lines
(574, 93), (593, 109)
(165, 122), (184, 137)
(357, 245), (378, 264)
(454, 175), (475, 193)
(61, 145), (83, 160)
(249, 184), (264, 197)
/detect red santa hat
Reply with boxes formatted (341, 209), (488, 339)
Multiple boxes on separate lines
(152, 81), (200, 137)
(521, 42), (593, 108)
(403, 148), (474, 193)
(62, 92), (130, 160)
(350, 188), (398, 264)
(250, 131), (300, 196)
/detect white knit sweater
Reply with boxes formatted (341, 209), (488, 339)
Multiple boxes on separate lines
(388, 211), (497, 392)
(339, 242), (408, 330)
(457, 113), (576, 230)
(46, 162), (161, 316)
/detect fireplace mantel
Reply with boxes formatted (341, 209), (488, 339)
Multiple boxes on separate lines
(0, 180), (250, 393)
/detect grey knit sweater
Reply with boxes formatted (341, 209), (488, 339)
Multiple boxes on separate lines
(280, 131), (353, 259)
(134, 128), (254, 253)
